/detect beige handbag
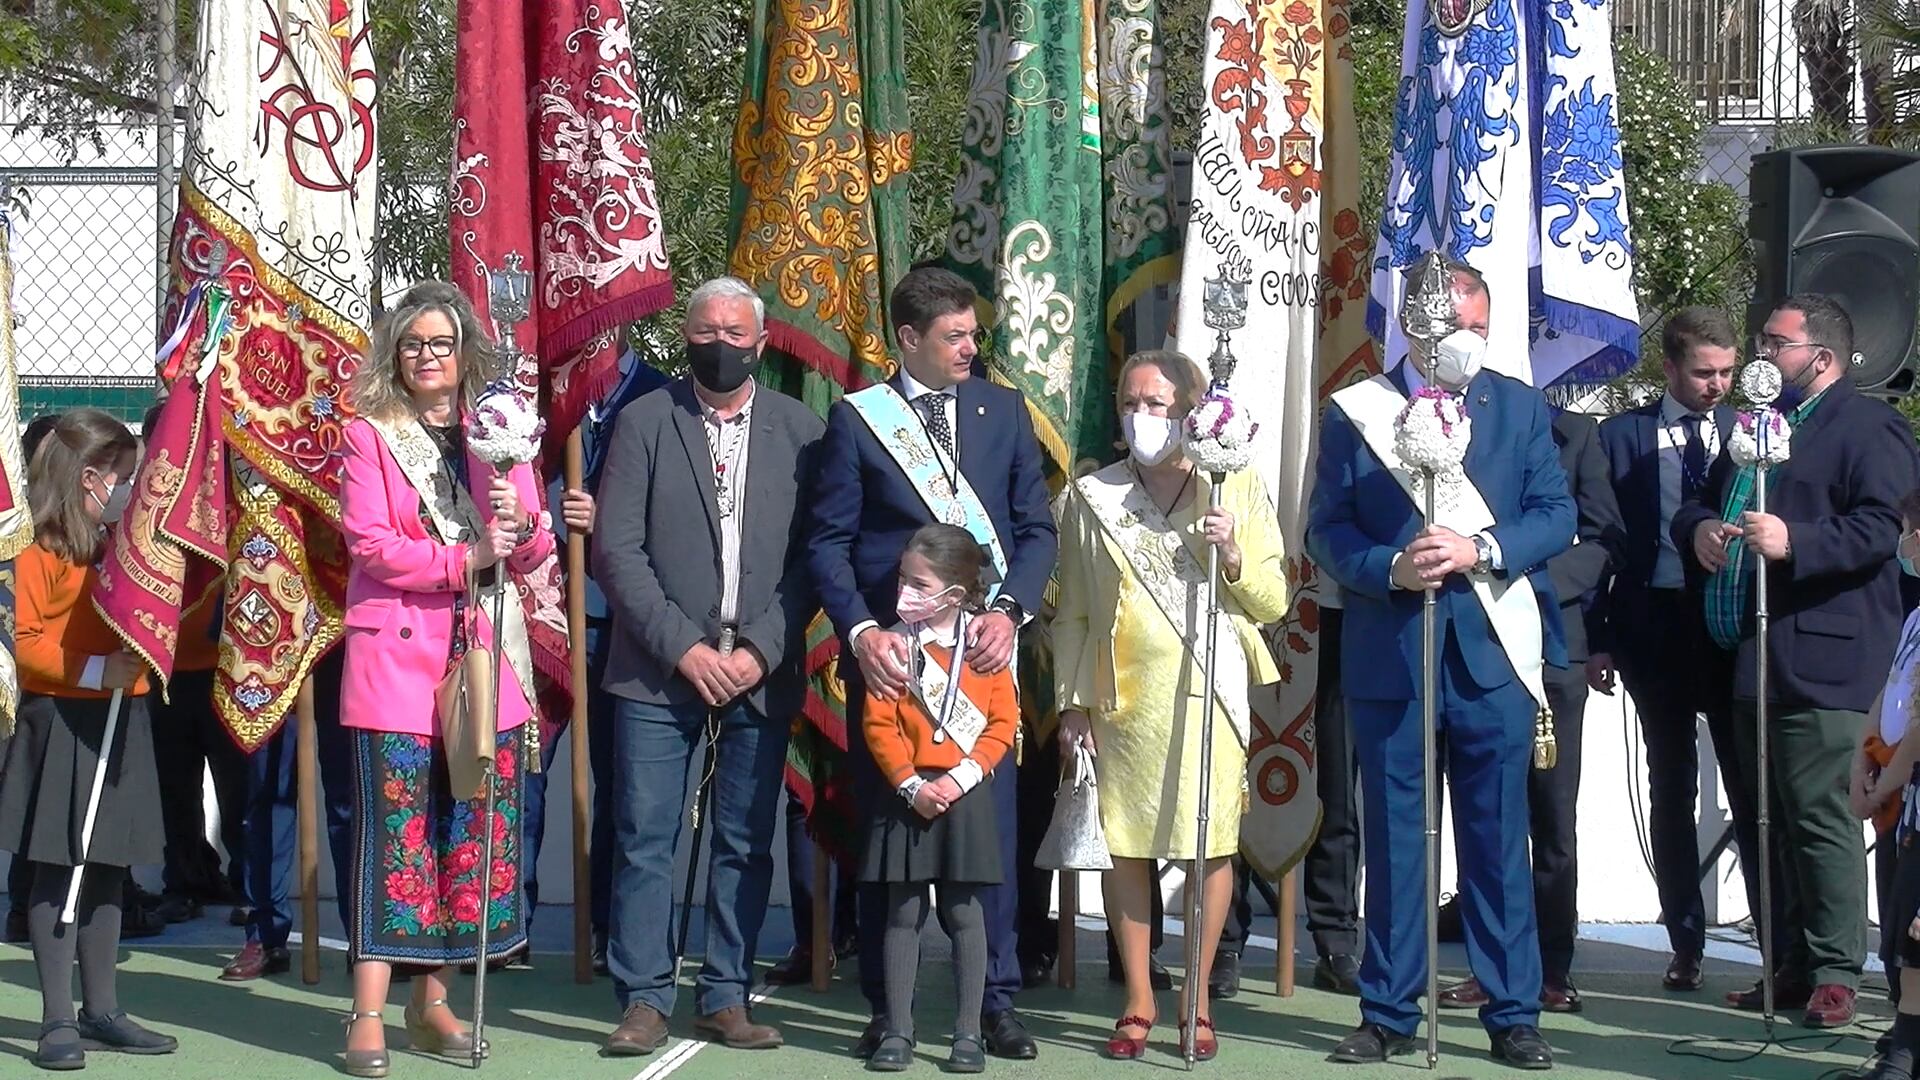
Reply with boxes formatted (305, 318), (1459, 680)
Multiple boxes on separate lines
(436, 578), (497, 801)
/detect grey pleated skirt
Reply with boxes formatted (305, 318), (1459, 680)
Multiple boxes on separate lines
(0, 691), (163, 868)
(859, 771), (1003, 886)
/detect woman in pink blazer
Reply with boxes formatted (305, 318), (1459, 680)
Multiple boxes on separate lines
(336, 281), (554, 1078)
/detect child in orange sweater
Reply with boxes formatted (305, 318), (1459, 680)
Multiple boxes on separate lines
(0, 409), (176, 1068)
(860, 524), (1017, 1074)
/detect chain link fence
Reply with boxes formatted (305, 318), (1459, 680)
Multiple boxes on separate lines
(0, 121), (166, 426)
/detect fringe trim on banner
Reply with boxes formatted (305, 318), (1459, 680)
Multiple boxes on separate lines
(1103, 252), (1179, 362)
(768, 319), (869, 394)
(541, 279), (674, 364)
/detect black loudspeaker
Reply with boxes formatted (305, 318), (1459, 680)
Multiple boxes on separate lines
(1748, 145), (1920, 395)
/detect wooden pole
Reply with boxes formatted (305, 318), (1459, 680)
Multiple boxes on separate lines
(566, 429), (593, 984)
(1056, 872), (1076, 990)
(1276, 869), (1297, 998)
(296, 678), (320, 985)
(809, 854), (831, 992)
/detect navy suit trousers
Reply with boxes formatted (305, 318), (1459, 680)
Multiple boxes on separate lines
(1352, 634), (1542, 1036)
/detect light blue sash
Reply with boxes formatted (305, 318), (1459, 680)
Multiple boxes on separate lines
(845, 383), (1009, 593)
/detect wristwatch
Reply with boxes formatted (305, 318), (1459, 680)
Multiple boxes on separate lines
(1470, 534), (1493, 575)
(991, 597), (1025, 624)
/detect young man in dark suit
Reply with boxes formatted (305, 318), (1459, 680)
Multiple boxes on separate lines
(808, 266), (1057, 1062)
(1674, 293), (1920, 1028)
(597, 277), (825, 1056)
(1441, 409), (1621, 1016)
(1588, 307), (1750, 993)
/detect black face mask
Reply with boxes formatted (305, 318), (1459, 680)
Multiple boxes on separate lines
(688, 339), (757, 394)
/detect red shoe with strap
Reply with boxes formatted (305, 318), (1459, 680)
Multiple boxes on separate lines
(1178, 1017), (1218, 1062)
(1104, 1015), (1154, 1060)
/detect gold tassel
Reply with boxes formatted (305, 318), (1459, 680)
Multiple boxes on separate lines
(525, 719), (543, 775)
(1015, 722), (1025, 767)
(1532, 704), (1557, 770)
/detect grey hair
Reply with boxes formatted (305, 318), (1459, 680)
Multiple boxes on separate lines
(1118, 349), (1208, 415)
(353, 281), (500, 422)
(686, 276), (766, 332)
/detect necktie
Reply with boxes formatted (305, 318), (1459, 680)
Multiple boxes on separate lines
(917, 392), (956, 461)
(1681, 413), (1707, 501)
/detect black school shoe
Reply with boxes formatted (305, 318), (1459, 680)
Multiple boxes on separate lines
(946, 1034), (986, 1073)
(76, 1009), (178, 1054)
(1328, 1023), (1416, 1064)
(35, 1020), (85, 1071)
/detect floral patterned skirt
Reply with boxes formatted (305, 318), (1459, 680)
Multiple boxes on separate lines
(348, 727), (527, 968)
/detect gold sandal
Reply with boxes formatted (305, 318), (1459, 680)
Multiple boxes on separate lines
(342, 1011), (389, 1079)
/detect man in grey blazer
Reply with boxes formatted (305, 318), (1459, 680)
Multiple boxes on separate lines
(594, 277), (825, 1057)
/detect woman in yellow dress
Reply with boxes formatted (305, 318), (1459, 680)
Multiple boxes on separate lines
(1055, 349), (1289, 1061)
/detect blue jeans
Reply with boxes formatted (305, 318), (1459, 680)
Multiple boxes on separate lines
(607, 696), (786, 1016)
(521, 619), (616, 935)
(244, 649), (354, 948)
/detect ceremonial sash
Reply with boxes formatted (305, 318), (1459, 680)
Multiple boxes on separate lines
(362, 416), (536, 711)
(1074, 463), (1251, 749)
(845, 384), (1008, 592)
(907, 614), (988, 756)
(1329, 375), (1549, 714)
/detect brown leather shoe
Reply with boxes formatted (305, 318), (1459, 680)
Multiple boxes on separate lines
(1726, 974), (1813, 1011)
(1541, 978), (1583, 1013)
(692, 1005), (782, 1049)
(1802, 984), (1856, 1028)
(1663, 954), (1703, 991)
(1438, 976), (1490, 1009)
(606, 1004), (669, 1056)
(221, 941), (291, 981)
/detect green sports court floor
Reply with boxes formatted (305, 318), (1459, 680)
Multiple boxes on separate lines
(0, 935), (1889, 1080)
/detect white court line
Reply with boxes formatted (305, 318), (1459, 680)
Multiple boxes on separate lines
(629, 983), (779, 1080)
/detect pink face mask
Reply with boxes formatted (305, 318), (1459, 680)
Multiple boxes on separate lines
(896, 582), (961, 625)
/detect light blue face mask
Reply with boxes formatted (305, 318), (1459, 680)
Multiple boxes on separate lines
(1903, 552), (1920, 579)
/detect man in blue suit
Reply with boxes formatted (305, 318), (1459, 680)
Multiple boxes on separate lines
(1309, 260), (1573, 1070)
(1587, 307), (1761, 993)
(808, 266), (1057, 1062)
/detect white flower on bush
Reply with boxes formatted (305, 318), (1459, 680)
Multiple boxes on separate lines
(1183, 387), (1258, 474)
(1394, 387), (1472, 507)
(1727, 408), (1791, 467)
(468, 380), (545, 466)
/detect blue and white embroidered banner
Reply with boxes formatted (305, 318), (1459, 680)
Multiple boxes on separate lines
(1367, 0), (1638, 388)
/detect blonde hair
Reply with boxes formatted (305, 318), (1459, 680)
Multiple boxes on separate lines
(1117, 349), (1208, 415)
(29, 408), (136, 566)
(352, 280), (499, 422)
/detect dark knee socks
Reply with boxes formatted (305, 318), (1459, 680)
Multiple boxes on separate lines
(29, 861), (127, 1025)
(882, 881), (988, 1042)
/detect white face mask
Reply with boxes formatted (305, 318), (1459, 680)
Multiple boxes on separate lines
(91, 481), (131, 525)
(1122, 413), (1179, 467)
(1429, 328), (1487, 389)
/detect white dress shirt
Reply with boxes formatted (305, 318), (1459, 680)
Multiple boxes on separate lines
(1651, 392), (1718, 589)
(701, 382), (756, 626)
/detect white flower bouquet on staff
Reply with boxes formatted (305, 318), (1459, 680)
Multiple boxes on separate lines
(468, 379), (545, 467)
(1184, 386), (1258, 475)
(1727, 408), (1791, 467)
(1395, 385), (1471, 509)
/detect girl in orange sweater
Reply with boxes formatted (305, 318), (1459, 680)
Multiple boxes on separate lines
(860, 524), (1017, 1075)
(0, 409), (176, 1068)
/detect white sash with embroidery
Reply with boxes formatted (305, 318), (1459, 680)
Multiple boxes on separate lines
(1075, 463), (1251, 749)
(907, 614), (988, 756)
(362, 415), (536, 710)
(845, 383), (1008, 591)
(1329, 374), (1548, 713)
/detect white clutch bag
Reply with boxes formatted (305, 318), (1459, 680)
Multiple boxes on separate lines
(1035, 743), (1113, 871)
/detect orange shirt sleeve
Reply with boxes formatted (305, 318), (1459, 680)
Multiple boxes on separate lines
(967, 667), (1018, 775)
(863, 691), (920, 790)
(14, 546), (91, 689)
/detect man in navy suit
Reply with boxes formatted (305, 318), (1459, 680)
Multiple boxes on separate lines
(1309, 260), (1572, 1070)
(1673, 294), (1920, 1028)
(1587, 307), (1757, 994)
(808, 266), (1057, 1061)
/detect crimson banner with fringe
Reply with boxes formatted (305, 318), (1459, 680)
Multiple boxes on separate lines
(450, 0), (675, 742)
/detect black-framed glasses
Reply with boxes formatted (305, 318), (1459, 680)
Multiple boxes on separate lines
(1751, 335), (1826, 361)
(399, 336), (457, 359)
